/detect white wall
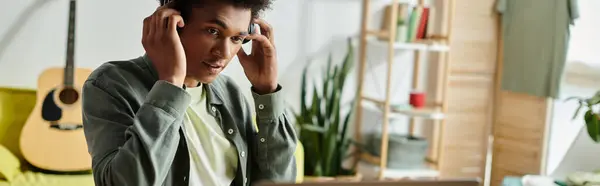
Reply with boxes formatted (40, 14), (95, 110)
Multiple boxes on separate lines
(546, 0), (600, 175)
(0, 0), (385, 110)
(0, 0), (302, 100)
(547, 80), (599, 176)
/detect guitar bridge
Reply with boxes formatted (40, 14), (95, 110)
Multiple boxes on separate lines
(49, 121), (83, 130)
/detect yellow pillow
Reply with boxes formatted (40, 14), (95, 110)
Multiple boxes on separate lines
(0, 145), (20, 182)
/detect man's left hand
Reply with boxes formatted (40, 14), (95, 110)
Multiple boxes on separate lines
(237, 19), (278, 95)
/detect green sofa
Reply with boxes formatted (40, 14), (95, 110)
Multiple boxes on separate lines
(0, 87), (94, 186)
(0, 87), (304, 185)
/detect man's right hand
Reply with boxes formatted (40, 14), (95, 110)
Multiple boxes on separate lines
(142, 4), (186, 87)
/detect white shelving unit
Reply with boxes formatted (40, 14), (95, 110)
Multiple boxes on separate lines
(367, 38), (450, 51)
(361, 100), (445, 120)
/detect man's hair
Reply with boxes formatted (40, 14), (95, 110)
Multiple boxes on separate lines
(159, 0), (272, 19)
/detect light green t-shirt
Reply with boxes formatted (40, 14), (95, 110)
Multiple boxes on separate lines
(182, 84), (238, 186)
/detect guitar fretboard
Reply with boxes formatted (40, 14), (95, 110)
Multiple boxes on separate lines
(63, 0), (76, 87)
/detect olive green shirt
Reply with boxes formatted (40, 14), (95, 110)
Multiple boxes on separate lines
(497, 0), (579, 98)
(81, 54), (297, 186)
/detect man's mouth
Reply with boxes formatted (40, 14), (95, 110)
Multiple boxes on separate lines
(203, 61), (223, 68)
(203, 61), (224, 73)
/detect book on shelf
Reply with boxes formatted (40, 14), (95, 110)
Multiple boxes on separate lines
(406, 6), (434, 42)
(378, 3), (437, 44)
(395, 3), (409, 43)
(379, 3), (409, 41)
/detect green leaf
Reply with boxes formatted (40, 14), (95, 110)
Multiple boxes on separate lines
(302, 124), (327, 133)
(323, 125), (338, 175)
(310, 82), (319, 123)
(295, 115), (304, 128)
(324, 98), (341, 175)
(312, 82), (327, 127)
(300, 64), (309, 120)
(589, 94), (600, 105)
(332, 66), (339, 80)
(323, 53), (333, 102)
(341, 139), (354, 159)
(301, 121), (324, 176)
(565, 96), (584, 102)
(327, 83), (339, 122)
(326, 67), (340, 117)
(338, 38), (355, 91)
(572, 101), (583, 120)
(314, 161), (323, 176)
(594, 90), (600, 98)
(339, 101), (355, 145)
(584, 110), (600, 143)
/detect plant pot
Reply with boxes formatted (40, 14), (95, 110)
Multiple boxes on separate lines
(302, 173), (362, 183)
(367, 133), (429, 169)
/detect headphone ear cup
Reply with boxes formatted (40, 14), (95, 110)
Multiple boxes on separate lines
(242, 23), (254, 44)
(249, 23), (255, 35)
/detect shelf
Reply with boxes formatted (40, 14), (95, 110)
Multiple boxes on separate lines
(367, 38), (450, 52)
(360, 152), (438, 167)
(358, 152), (439, 180)
(356, 160), (439, 180)
(361, 97), (445, 120)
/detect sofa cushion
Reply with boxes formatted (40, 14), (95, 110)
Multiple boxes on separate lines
(0, 145), (21, 182)
(0, 87), (36, 165)
(6, 171), (94, 186)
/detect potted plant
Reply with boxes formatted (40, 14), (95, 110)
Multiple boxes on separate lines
(292, 38), (360, 182)
(568, 91), (600, 143)
(559, 92), (600, 185)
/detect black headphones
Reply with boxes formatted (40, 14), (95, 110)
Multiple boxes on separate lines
(159, 0), (254, 44)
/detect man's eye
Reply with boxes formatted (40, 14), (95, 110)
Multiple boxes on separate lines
(232, 36), (244, 43)
(207, 28), (219, 35)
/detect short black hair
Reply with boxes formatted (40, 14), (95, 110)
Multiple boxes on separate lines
(159, 0), (272, 20)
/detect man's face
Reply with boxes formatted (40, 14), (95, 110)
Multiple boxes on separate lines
(178, 1), (252, 83)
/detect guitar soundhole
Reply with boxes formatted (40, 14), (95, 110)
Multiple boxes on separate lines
(59, 88), (79, 105)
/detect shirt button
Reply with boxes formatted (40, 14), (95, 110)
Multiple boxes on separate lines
(228, 129), (234, 134)
(241, 151), (246, 157)
(211, 106), (217, 112)
(258, 104), (265, 110)
(244, 177), (248, 184)
(260, 138), (266, 143)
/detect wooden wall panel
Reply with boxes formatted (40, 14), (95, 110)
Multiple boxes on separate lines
(437, 0), (499, 181)
(449, 0), (499, 75)
(440, 77), (494, 179)
(490, 91), (550, 186)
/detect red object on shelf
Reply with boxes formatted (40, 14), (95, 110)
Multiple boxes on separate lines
(409, 91), (426, 108)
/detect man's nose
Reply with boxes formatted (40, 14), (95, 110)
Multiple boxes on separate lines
(211, 40), (231, 59)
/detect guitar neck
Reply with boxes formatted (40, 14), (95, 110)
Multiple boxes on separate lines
(64, 0), (76, 87)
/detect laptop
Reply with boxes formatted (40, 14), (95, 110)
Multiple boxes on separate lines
(256, 178), (481, 186)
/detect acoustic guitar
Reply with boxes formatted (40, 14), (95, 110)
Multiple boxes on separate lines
(20, 0), (93, 172)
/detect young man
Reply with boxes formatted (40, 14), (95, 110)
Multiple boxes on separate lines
(81, 0), (297, 185)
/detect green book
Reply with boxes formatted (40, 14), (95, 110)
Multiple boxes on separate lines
(406, 6), (423, 42)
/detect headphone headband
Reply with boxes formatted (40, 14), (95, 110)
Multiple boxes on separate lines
(159, 0), (172, 6)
